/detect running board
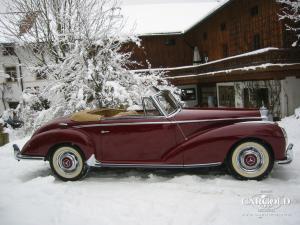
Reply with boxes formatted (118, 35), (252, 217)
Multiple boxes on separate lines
(93, 161), (222, 169)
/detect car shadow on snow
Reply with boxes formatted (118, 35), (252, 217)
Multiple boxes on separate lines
(86, 166), (228, 181)
(19, 163), (296, 182)
(79, 163), (298, 182)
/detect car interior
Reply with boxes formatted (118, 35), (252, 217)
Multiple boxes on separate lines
(70, 108), (143, 122)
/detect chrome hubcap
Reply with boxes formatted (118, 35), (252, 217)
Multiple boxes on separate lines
(58, 152), (78, 172)
(237, 147), (264, 172)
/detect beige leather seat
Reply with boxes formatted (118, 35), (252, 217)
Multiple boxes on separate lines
(70, 108), (138, 122)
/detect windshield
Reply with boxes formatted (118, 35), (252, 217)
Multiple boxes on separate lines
(154, 91), (180, 116)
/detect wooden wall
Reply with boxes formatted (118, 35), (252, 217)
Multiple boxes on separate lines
(185, 0), (285, 62)
(129, 0), (288, 69)
(127, 35), (193, 69)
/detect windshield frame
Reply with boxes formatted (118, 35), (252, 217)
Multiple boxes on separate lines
(151, 90), (181, 117)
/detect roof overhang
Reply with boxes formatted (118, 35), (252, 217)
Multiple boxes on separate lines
(132, 48), (300, 85)
(167, 63), (300, 85)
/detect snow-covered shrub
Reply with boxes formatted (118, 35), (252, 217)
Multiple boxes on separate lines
(277, 0), (300, 47)
(0, 0), (177, 134)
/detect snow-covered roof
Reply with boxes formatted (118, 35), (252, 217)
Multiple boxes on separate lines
(0, 0), (230, 42)
(121, 0), (230, 35)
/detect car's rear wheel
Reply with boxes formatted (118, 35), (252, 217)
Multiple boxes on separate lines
(227, 141), (274, 180)
(50, 145), (89, 181)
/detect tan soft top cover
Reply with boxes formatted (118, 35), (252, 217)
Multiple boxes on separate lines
(70, 108), (138, 122)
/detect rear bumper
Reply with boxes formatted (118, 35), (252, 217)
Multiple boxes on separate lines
(13, 144), (45, 161)
(277, 143), (294, 165)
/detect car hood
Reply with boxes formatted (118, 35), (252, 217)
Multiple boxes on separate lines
(174, 108), (261, 121)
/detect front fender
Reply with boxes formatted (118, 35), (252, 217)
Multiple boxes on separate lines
(174, 122), (285, 164)
(21, 128), (95, 160)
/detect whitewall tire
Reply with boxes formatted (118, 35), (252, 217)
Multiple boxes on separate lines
(228, 141), (274, 180)
(50, 146), (89, 181)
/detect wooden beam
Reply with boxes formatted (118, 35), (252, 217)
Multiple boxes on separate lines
(168, 64), (300, 85)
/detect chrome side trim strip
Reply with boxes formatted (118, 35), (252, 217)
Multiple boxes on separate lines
(91, 161), (222, 168)
(237, 120), (275, 125)
(73, 117), (262, 128)
(74, 121), (172, 128)
(175, 117), (261, 124)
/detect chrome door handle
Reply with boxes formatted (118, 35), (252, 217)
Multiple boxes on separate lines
(100, 130), (110, 134)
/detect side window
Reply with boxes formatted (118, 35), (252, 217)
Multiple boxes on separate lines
(5, 66), (17, 82)
(142, 97), (161, 116)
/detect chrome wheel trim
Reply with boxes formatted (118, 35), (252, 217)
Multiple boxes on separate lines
(52, 147), (84, 179)
(236, 147), (264, 172)
(231, 142), (270, 178)
(57, 152), (78, 172)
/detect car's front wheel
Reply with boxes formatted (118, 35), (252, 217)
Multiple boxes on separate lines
(227, 141), (274, 180)
(50, 145), (89, 181)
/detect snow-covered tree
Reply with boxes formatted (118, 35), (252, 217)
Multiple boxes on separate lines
(0, 0), (176, 133)
(277, 0), (300, 47)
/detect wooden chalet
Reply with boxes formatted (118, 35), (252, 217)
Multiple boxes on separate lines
(130, 0), (300, 118)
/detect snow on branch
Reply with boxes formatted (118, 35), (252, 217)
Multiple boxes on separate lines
(277, 0), (300, 47)
(0, 0), (176, 133)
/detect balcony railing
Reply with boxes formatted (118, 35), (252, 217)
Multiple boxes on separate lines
(162, 48), (300, 77)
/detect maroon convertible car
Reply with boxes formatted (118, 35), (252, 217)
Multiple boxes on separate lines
(13, 89), (293, 181)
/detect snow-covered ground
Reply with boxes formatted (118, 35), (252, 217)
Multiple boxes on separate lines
(0, 114), (299, 225)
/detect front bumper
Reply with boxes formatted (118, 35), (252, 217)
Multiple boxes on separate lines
(277, 143), (294, 165)
(13, 144), (45, 161)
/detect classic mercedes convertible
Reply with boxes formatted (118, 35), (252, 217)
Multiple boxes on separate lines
(13, 89), (293, 181)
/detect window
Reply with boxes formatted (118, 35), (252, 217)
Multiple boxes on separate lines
(244, 88), (269, 108)
(8, 101), (19, 109)
(2, 44), (15, 56)
(222, 44), (229, 57)
(250, 5), (259, 17)
(220, 23), (226, 31)
(218, 86), (235, 107)
(199, 86), (217, 107)
(164, 38), (176, 46)
(253, 34), (261, 50)
(142, 97), (161, 116)
(155, 92), (179, 115)
(203, 32), (207, 40)
(181, 88), (196, 101)
(5, 66), (17, 82)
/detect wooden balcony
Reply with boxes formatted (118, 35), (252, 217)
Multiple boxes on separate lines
(154, 48), (300, 85)
(165, 48), (300, 77)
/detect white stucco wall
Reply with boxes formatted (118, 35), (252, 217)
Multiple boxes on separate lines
(0, 45), (47, 114)
(281, 76), (300, 117)
(217, 79), (300, 118)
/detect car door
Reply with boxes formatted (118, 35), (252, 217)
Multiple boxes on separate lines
(100, 98), (182, 165)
